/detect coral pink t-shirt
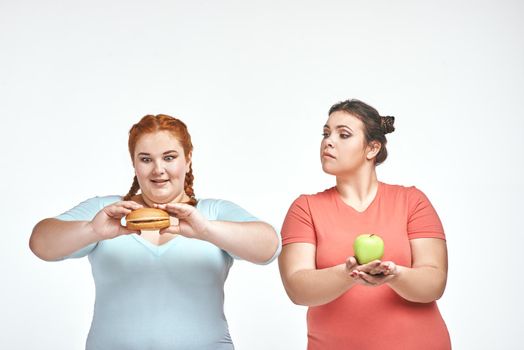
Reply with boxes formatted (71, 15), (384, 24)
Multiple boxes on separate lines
(281, 182), (451, 350)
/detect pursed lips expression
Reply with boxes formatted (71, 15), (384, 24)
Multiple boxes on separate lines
(320, 111), (369, 175)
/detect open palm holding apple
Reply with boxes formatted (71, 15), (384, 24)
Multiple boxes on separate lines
(347, 258), (398, 287)
(346, 233), (399, 287)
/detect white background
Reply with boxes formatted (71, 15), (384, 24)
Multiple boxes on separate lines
(1, 0), (523, 349)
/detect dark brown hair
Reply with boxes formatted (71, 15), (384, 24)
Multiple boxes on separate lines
(329, 99), (395, 165)
(123, 114), (197, 206)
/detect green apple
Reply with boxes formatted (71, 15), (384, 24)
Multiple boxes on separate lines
(353, 234), (384, 264)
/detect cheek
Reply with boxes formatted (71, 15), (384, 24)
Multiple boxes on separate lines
(345, 145), (367, 162)
(134, 164), (147, 177)
(336, 146), (356, 162)
(168, 161), (188, 177)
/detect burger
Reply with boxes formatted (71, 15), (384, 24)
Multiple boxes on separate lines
(125, 208), (171, 230)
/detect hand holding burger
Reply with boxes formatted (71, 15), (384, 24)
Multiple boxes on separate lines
(154, 202), (209, 239)
(124, 203), (209, 239)
(125, 207), (171, 231)
(89, 201), (143, 239)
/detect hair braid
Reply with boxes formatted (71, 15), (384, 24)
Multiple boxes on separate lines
(184, 163), (197, 206)
(123, 176), (140, 201)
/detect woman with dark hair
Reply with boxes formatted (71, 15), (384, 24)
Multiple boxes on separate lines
(30, 114), (281, 349)
(279, 99), (450, 349)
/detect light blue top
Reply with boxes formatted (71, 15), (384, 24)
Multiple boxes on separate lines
(56, 196), (280, 350)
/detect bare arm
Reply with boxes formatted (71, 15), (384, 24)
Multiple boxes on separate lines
(278, 243), (361, 306)
(30, 219), (99, 261)
(157, 203), (280, 264)
(29, 201), (141, 261)
(387, 238), (448, 303)
(201, 220), (279, 264)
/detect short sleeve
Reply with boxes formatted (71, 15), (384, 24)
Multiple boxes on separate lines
(407, 187), (446, 240)
(280, 195), (317, 246)
(56, 197), (104, 222)
(54, 196), (119, 259)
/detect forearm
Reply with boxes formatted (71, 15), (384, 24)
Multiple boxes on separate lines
(203, 221), (279, 264)
(283, 264), (355, 306)
(388, 265), (447, 303)
(29, 219), (99, 261)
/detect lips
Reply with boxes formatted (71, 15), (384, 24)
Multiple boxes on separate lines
(151, 179), (169, 184)
(322, 152), (336, 159)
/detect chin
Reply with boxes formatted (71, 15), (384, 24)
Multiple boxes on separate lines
(321, 164), (337, 176)
(143, 192), (176, 204)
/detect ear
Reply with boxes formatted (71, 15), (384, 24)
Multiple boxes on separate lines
(366, 141), (382, 160)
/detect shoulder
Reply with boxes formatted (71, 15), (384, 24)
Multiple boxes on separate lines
(291, 187), (336, 206)
(196, 198), (258, 221)
(76, 194), (122, 207)
(380, 182), (435, 215)
(380, 182), (427, 200)
(97, 195), (123, 206)
(286, 188), (336, 217)
(196, 198), (223, 206)
(56, 195), (122, 221)
(196, 198), (233, 211)
(81, 195), (122, 210)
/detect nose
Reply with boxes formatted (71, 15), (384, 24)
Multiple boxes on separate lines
(152, 160), (165, 175)
(323, 135), (334, 149)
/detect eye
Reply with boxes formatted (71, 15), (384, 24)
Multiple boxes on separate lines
(164, 155), (177, 161)
(322, 132), (330, 138)
(340, 133), (351, 139)
(140, 157), (152, 163)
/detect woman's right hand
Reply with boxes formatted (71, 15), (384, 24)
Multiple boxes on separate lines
(89, 201), (143, 239)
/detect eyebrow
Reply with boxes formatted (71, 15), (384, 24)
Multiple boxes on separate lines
(137, 150), (179, 156)
(324, 124), (354, 132)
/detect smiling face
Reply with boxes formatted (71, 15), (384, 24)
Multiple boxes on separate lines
(133, 131), (191, 205)
(320, 111), (380, 176)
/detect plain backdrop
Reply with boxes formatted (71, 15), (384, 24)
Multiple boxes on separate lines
(1, 0), (523, 349)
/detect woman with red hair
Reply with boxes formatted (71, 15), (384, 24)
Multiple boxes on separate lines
(30, 114), (281, 349)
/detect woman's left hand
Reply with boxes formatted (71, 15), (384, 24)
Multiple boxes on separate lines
(154, 203), (209, 239)
(349, 260), (399, 287)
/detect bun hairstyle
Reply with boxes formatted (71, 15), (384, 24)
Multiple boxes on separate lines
(380, 116), (395, 135)
(328, 99), (395, 165)
(123, 114), (197, 206)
